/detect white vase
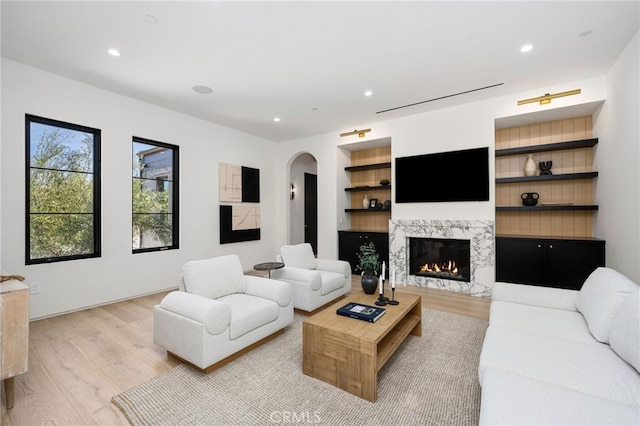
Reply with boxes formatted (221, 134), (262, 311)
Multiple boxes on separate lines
(362, 194), (369, 209)
(524, 154), (537, 176)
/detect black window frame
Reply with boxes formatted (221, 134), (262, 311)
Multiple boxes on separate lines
(25, 114), (102, 264)
(132, 136), (179, 254)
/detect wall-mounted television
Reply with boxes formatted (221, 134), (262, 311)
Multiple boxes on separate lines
(395, 147), (489, 203)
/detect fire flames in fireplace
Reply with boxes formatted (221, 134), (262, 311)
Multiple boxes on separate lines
(419, 260), (459, 276)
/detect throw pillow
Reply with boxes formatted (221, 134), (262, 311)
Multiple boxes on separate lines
(280, 243), (317, 269)
(609, 287), (640, 373)
(576, 267), (638, 343)
(182, 255), (247, 299)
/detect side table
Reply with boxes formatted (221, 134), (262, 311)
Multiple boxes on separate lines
(253, 262), (284, 279)
(1, 279), (29, 409)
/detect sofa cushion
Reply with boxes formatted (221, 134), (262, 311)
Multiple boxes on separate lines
(609, 287), (640, 373)
(479, 325), (640, 406)
(182, 255), (247, 300)
(219, 293), (279, 340)
(280, 243), (317, 270)
(489, 301), (598, 345)
(576, 267), (638, 343)
(480, 367), (640, 426)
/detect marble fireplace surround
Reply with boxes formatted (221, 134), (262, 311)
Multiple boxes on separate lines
(390, 219), (494, 297)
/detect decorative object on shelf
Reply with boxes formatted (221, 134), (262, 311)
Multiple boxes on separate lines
(539, 161), (553, 175)
(379, 178), (390, 186)
(376, 202), (383, 209)
(383, 200), (391, 210)
(524, 154), (537, 176)
(369, 198), (378, 209)
(521, 192), (540, 206)
(362, 194), (369, 209)
(517, 89), (581, 106)
(356, 241), (380, 294)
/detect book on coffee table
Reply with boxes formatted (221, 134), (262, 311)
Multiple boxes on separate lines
(337, 302), (386, 323)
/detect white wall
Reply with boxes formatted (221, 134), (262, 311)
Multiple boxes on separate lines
(594, 32), (640, 283)
(1, 59), (281, 319)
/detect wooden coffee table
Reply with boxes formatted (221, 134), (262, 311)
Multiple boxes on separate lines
(302, 291), (421, 402)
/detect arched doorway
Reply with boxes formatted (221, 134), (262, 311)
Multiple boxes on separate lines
(289, 153), (318, 254)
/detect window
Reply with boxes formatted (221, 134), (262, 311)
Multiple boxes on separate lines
(26, 115), (101, 264)
(132, 137), (179, 253)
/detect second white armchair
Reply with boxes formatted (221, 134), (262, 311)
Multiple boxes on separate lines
(270, 243), (351, 313)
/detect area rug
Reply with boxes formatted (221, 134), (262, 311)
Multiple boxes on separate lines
(112, 308), (488, 426)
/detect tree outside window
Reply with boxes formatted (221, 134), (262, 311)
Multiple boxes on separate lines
(26, 115), (101, 264)
(132, 137), (179, 252)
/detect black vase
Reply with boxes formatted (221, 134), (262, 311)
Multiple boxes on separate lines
(361, 273), (378, 295)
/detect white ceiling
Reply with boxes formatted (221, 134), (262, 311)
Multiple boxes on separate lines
(2, 1), (638, 142)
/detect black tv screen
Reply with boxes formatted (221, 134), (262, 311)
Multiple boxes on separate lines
(395, 147), (489, 203)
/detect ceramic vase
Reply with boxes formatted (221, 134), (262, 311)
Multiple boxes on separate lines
(524, 154), (537, 176)
(362, 194), (369, 209)
(361, 272), (378, 294)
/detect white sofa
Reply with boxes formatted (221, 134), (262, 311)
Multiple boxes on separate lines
(270, 243), (351, 312)
(153, 254), (294, 371)
(479, 267), (640, 425)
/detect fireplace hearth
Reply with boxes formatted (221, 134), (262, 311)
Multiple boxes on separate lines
(409, 237), (471, 282)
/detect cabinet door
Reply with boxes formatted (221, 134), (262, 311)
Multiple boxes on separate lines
(338, 232), (389, 275)
(496, 238), (545, 285)
(545, 240), (605, 290)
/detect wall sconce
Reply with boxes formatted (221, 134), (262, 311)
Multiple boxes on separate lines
(340, 128), (372, 138)
(517, 89), (581, 106)
(290, 184), (296, 200)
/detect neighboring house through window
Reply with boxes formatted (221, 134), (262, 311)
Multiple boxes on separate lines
(26, 114), (101, 264)
(132, 137), (179, 253)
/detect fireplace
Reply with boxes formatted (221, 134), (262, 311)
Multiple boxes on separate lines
(389, 219), (494, 297)
(409, 237), (471, 282)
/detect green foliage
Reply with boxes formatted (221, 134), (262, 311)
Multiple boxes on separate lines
(29, 128), (96, 259)
(356, 241), (380, 275)
(132, 177), (173, 248)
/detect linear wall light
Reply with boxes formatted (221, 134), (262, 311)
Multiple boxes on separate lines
(517, 89), (581, 106)
(340, 128), (371, 138)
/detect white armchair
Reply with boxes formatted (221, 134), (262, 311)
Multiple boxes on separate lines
(153, 254), (294, 372)
(270, 243), (351, 312)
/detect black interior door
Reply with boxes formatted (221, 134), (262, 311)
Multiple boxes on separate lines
(304, 173), (318, 255)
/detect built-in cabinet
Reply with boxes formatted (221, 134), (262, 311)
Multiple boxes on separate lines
(338, 231), (389, 276)
(496, 236), (605, 290)
(339, 145), (391, 272)
(494, 116), (605, 289)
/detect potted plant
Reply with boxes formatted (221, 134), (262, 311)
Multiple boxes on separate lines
(356, 241), (380, 294)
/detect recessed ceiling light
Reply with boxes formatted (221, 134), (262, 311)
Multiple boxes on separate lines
(192, 85), (213, 94)
(144, 14), (158, 24)
(520, 44), (533, 53)
(274, 117), (281, 122)
(364, 90), (373, 96)
(108, 48), (121, 57)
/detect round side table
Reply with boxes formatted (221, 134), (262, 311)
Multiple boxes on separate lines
(253, 262), (284, 279)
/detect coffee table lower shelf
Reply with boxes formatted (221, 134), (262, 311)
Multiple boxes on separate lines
(302, 292), (421, 402)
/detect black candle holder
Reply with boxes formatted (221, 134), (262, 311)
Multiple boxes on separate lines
(387, 287), (399, 305)
(375, 280), (388, 306)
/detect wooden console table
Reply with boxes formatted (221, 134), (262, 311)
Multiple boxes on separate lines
(1, 280), (29, 409)
(302, 292), (421, 402)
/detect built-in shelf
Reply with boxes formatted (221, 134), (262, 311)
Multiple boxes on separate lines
(345, 208), (391, 213)
(344, 162), (391, 172)
(345, 185), (391, 192)
(496, 205), (599, 212)
(495, 138), (598, 157)
(496, 171), (598, 184)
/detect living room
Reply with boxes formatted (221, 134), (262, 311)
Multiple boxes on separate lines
(1, 1), (639, 425)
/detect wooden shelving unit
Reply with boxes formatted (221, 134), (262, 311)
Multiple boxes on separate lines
(495, 116), (599, 238)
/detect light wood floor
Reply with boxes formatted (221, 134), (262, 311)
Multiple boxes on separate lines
(1, 276), (489, 426)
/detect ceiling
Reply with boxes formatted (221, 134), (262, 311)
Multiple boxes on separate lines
(2, 1), (638, 142)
